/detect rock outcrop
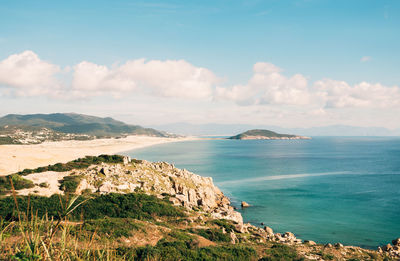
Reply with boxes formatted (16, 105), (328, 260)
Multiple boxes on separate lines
(378, 238), (400, 259)
(241, 201), (250, 208)
(69, 157), (243, 223)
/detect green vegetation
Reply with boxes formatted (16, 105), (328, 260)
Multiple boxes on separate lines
(0, 113), (170, 138)
(0, 174), (34, 195)
(188, 228), (231, 242)
(0, 136), (20, 145)
(17, 154), (125, 175)
(260, 244), (304, 261)
(0, 193), (185, 221)
(116, 243), (257, 261)
(228, 129), (297, 139)
(208, 219), (238, 232)
(59, 174), (83, 193)
(78, 217), (143, 239)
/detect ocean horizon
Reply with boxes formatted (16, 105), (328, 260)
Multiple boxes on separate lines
(126, 136), (400, 249)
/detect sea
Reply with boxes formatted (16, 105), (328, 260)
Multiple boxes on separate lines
(124, 137), (400, 249)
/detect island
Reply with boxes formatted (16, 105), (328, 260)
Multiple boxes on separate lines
(228, 129), (311, 140)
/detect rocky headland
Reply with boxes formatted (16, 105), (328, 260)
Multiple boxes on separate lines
(2, 155), (399, 260)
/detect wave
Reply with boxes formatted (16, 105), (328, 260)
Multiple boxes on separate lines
(218, 171), (352, 186)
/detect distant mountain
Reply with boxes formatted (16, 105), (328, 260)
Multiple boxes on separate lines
(152, 122), (400, 137)
(0, 113), (171, 138)
(228, 129), (310, 140)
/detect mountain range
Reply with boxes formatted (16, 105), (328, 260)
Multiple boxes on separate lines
(0, 113), (170, 137)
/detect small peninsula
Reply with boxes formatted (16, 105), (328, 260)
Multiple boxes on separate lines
(228, 129), (311, 140)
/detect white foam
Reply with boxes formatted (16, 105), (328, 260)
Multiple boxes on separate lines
(219, 171), (351, 185)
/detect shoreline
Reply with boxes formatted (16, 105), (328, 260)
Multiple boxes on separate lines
(0, 135), (197, 176)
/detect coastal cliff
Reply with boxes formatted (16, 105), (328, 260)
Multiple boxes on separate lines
(1, 155), (398, 260)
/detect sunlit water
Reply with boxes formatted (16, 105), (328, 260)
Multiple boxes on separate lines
(125, 137), (400, 248)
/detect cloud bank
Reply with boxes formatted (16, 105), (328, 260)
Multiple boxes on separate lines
(0, 51), (399, 111)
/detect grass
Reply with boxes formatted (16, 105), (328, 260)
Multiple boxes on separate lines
(78, 217), (143, 239)
(208, 219), (238, 232)
(0, 174), (34, 195)
(59, 174), (83, 193)
(0, 193), (185, 222)
(116, 242), (257, 261)
(0, 185), (259, 261)
(188, 228), (231, 243)
(260, 244), (304, 261)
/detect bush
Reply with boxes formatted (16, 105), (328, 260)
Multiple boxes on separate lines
(0, 192), (185, 221)
(59, 175), (82, 193)
(260, 244), (304, 261)
(116, 243), (257, 260)
(79, 217), (142, 239)
(0, 174), (34, 195)
(208, 219), (237, 232)
(188, 228), (231, 242)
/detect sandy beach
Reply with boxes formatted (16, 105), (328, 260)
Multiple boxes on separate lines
(0, 136), (195, 176)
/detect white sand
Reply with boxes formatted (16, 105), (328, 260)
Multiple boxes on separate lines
(17, 171), (70, 196)
(0, 136), (195, 176)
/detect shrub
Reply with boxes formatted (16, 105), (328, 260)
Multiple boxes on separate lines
(59, 175), (82, 193)
(208, 219), (237, 232)
(260, 244), (304, 261)
(79, 217), (142, 239)
(188, 228), (231, 242)
(0, 174), (34, 195)
(0, 193), (185, 221)
(116, 243), (257, 260)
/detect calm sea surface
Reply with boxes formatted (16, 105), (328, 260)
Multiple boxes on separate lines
(125, 137), (400, 248)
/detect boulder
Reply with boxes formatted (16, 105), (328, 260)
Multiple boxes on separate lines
(325, 243), (333, 248)
(384, 244), (393, 251)
(334, 243), (344, 248)
(392, 238), (400, 246)
(283, 232), (296, 240)
(304, 240), (317, 246)
(241, 201), (250, 208)
(264, 226), (274, 236)
(230, 230), (238, 244)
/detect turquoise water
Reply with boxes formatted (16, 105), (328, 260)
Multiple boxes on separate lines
(125, 137), (400, 248)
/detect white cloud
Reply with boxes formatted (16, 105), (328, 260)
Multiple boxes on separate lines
(314, 79), (400, 108)
(70, 58), (218, 99)
(116, 59), (218, 99)
(1, 51), (399, 113)
(0, 51), (218, 100)
(360, 56), (371, 62)
(0, 51), (61, 96)
(216, 62), (312, 106)
(71, 61), (136, 98)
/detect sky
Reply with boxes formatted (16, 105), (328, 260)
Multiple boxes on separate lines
(0, 0), (399, 129)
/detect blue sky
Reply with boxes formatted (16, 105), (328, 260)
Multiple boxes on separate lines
(0, 0), (399, 128)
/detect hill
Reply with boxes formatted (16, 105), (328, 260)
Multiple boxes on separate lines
(228, 129), (311, 140)
(0, 113), (172, 143)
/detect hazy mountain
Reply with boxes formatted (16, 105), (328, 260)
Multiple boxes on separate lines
(152, 122), (400, 137)
(0, 113), (171, 137)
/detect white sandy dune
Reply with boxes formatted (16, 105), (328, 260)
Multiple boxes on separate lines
(0, 136), (194, 176)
